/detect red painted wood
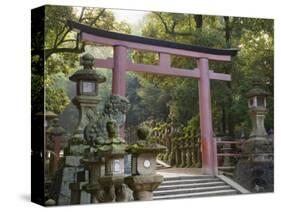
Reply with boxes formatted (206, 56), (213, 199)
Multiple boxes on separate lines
(82, 32), (232, 62)
(159, 53), (171, 67)
(94, 58), (231, 81)
(217, 153), (241, 157)
(95, 58), (114, 69)
(216, 140), (243, 144)
(198, 58), (218, 176)
(112, 46), (127, 96)
(209, 71), (231, 81)
(52, 135), (62, 173)
(127, 62), (200, 78)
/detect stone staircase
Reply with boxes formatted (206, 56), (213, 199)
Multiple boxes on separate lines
(153, 175), (249, 200)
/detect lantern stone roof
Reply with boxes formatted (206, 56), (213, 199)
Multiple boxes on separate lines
(47, 118), (65, 135)
(69, 53), (106, 83)
(69, 68), (106, 83)
(67, 20), (238, 56)
(246, 87), (270, 98)
(36, 111), (58, 120)
(126, 126), (167, 154)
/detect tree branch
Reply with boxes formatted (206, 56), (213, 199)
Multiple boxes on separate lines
(79, 7), (86, 22)
(154, 12), (193, 37)
(53, 24), (68, 48)
(44, 47), (84, 58)
(88, 8), (106, 26)
(43, 8), (106, 60)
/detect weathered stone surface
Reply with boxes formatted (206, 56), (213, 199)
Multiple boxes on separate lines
(125, 175), (163, 201)
(69, 144), (89, 155)
(65, 156), (83, 167)
(234, 160), (273, 193)
(58, 167), (83, 205)
(45, 199), (56, 206)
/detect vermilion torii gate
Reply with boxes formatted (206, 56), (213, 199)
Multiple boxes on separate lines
(67, 20), (238, 176)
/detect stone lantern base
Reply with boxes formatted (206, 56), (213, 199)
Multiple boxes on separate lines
(83, 182), (102, 203)
(234, 160), (273, 193)
(125, 174), (163, 201)
(98, 175), (128, 202)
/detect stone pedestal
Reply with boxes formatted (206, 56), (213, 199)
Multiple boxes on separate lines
(98, 175), (128, 202)
(69, 182), (82, 204)
(58, 153), (91, 205)
(234, 161), (273, 192)
(80, 157), (105, 203)
(125, 175), (163, 201)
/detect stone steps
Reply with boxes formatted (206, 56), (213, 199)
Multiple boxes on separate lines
(161, 178), (219, 186)
(157, 181), (226, 191)
(154, 185), (233, 196)
(163, 175), (215, 181)
(153, 175), (245, 200)
(153, 189), (238, 200)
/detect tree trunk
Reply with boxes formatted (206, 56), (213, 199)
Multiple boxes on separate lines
(194, 15), (203, 29)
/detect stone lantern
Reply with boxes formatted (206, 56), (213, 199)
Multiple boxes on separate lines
(125, 126), (166, 201)
(96, 120), (128, 202)
(62, 53), (106, 205)
(69, 53), (106, 139)
(234, 81), (273, 193)
(243, 83), (272, 161)
(46, 118), (65, 175)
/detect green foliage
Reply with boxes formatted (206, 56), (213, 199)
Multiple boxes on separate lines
(45, 73), (70, 114)
(130, 12), (273, 138)
(40, 5), (131, 115)
(33, 6), (274, 139)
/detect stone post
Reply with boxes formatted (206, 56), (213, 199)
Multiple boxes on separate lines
(175, 139), (182, 167)
(180, 139), (187, 168)
(196, 137), (202, 168)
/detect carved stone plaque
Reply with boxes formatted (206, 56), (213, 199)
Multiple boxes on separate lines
(143, 160), (151, 168)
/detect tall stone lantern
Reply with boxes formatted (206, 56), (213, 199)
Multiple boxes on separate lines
(60, 53), (106, 205)
(243, 84), (272, 161)
(234, 82), (273, 193)
(69, 53), (106, 139)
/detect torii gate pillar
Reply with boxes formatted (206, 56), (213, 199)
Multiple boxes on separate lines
(112, 45), (127, 137)
(198, 58), (218, 175)
(112, 45), (127, 96)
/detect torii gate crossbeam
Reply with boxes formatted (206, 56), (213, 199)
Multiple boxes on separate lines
(67, 20), (238, 176)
